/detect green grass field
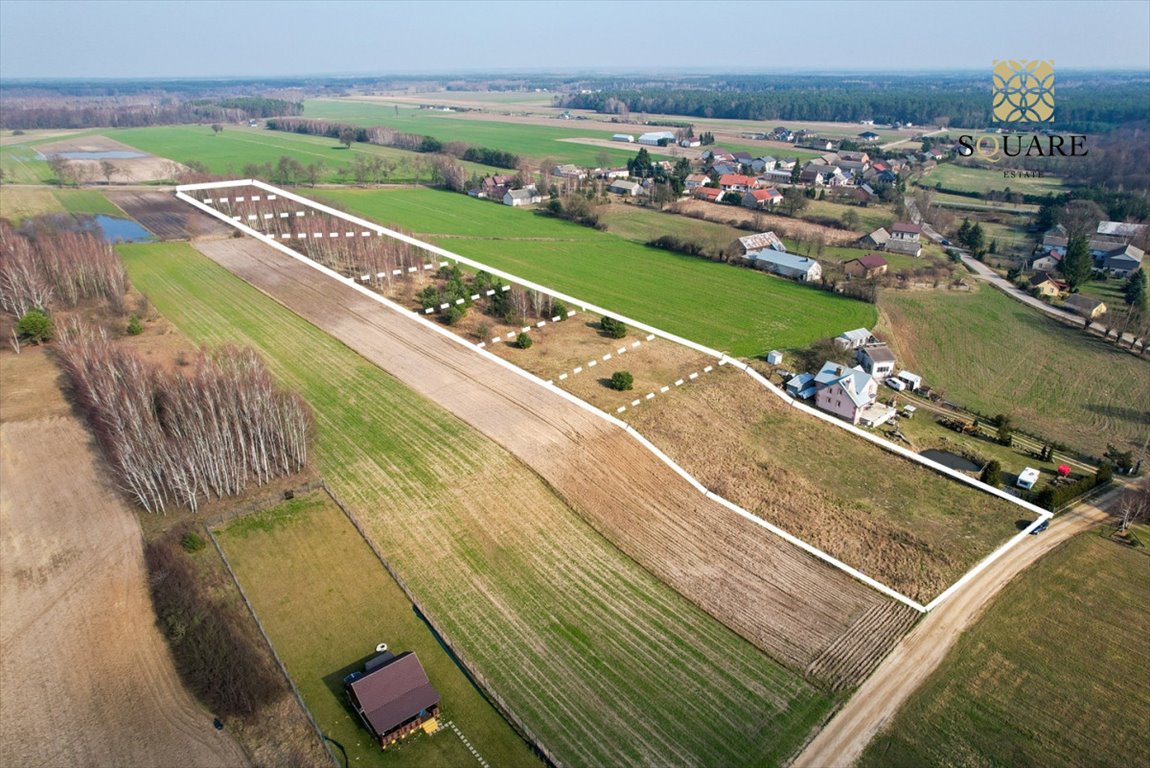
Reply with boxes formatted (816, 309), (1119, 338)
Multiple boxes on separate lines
(109, 125), (503, 183)
(121, 240), (834, 767)
(217, 492), (534, 768)
(859, 532), (1150, 768)
(0, 144), (53, 184)
(918, 163), (1067, 196)
(313, 187), (877, 355)
(880, 287), (1150, 459)
(53, 188), (124, 216)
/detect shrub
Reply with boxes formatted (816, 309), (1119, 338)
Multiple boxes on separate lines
(610, 371), (634, 391)
(601, 316), (627, 338)
(551, 299), (568, 319)
(126, 314), (143, 336)
(15, 309), (53, 344)
(980, 460), (1002, 487)
(181, 530), (206, 553)
(516, 332), (532, 349)
(444, 304), (466, 325)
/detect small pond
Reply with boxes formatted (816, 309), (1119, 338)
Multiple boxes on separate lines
(919, 449), (981, 473)
(91, 215), (153, 243)
(37, 150), (147, 160)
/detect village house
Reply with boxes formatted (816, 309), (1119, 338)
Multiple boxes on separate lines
(345, 651), (440, 750)
(799, 164), (848, 187)
(747, 250), (822, 282)
(742, 187), (783, 209)
(856, 343), (897, 379)
(833, 327), (876, 351)
(1097, 220), (1147, 240)
(1063, 293), (1107, 319)
(719, 173), (758, 192)
(859, 227), (890, 249)
(712, 163), (740, 176)
(750, 156), (777, 173)
(886, 222), (923, 257)
(553, 164), (587, 181)
(607, 179), (642, 197)
(1028, 271), (1068, 297)
(503, 186), (542, 207)
(759, 169), (793, 186)
(814, 362), (879, 425)
(1030, 250), (1062, 273)
(735, 231), (786, 256)
(684, 173), (710, 190)
(693, 186), (723, 202)
(598, 167), (631, 180)
(858, 131), (881, 142)
(844, 184), (878, 204)
(680, 136), (702, 148)
(843, 253), (889, 279)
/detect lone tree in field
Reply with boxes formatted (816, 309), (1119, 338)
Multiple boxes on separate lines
(610, 370), (634, 391)
(211, 123), (223, 135)
(15, 309), (52, 344)
(601, 316), (627, 338)
(339, 126), (356, 149)
(516, 332), (532, 349)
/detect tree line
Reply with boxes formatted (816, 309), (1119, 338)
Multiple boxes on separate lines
(57, 329), (312, 514)
(0, 97), (301, 130)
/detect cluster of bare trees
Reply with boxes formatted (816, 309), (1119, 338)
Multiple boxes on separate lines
(0, 221), (126, 317)
(57, 327), (311, 514)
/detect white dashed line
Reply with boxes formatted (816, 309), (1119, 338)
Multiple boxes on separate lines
(660, 386), (669, 393)
(689, 372), (699, 380)
(675, 379), (684, 386)
(645, 393), (655, 400)
(573, 366), (583, 374)
(704, 365), (713, 373)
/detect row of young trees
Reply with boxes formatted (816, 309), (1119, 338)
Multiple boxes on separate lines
(57, 328), (311, 514)
(0, 220), (126, 318)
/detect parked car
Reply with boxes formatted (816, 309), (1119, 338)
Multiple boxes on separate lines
(1029, 519), (1049, 535)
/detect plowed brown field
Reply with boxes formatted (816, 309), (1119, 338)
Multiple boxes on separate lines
(192, 236), (912, 682)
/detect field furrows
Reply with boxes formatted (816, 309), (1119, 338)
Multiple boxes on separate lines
(107, 190), (231, 240)
(124, 240), (833, 767)
(805, 602), (920, 691)
(0, 417), (248, 768)
(191, 236), (895, 674)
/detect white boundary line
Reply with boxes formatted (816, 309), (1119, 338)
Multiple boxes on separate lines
(176, 181), (1053, 613)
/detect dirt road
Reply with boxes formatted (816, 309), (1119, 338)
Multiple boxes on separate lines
(791, 484), (1125, 767)
(0, 411), (248, 767)
(192, 236), (913, 681)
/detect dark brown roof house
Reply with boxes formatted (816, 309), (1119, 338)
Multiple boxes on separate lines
(345, 649), (441, 749)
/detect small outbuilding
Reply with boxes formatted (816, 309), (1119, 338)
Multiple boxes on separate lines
(767, 350), (784, 365)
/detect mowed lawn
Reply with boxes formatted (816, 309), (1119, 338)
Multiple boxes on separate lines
(121, 241), (834, 768)
(859, 533), (1150, 768)
(314, 187), (877, 355)
(109, 125), (503, 183)
(880, 287), (1150, 459)
(217, 492), (529, 768)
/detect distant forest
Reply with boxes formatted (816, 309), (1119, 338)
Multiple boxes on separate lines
(554, 74), (1150, 133)
(0, 96), (302, 130)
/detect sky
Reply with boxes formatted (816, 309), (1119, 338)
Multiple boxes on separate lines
(1, 0), (1148, 79)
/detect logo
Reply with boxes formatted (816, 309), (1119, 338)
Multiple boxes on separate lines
(992, 59), (1055, 123)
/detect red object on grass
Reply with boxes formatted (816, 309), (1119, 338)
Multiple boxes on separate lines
(1057, 464), (1071, 477)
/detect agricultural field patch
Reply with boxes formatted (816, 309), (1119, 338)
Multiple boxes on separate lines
(879, 287), (1150, 460)
(122, 238), (846, 768)
(0, 185), (62, 220)
(917, 162), (1067, 196)
(858, 533), (1150, 768)
(53, 188), (125, 216)
(311, 187), (877, 355)
(217, 491), (536, 768)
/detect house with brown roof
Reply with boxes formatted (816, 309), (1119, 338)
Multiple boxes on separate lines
(1028, 271), (1068, 298)
(844, 254), (889, 279)
(684, 173), (710, 190)
(346, 651), (441, 749)
(694, 186), (724, 202)
(886, 222), (923, 257)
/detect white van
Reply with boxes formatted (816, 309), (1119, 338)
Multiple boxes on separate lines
(885, 377), (907, 391)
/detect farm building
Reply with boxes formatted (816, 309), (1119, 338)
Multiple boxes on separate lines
(886, 223), (922, 257)
(693, 187), (723, 202)
(345, 651), (441, 749)
(684, 173), (710, 190)
(856, 344), (897, 378)
(1097, 221), (1147, 239)
(813, 362), (880, 426)
(843, 254), (888, 279)
(1101, 244), (1144, 277)
(638, 131), (677, 146)
(1063, 293), (1107, 319)
(747, 250), (822, 282)
(785, 372), (817, 399)
(553, 164), (587, 180)
(833, 327), (875, 351)
(608, 179), (642, 196)
(612, 133), (636, 143)
(719, 174), (757, 192)
(736, 231), (786, 256)
(859, 227), (890, 249)
(504, 187), (542, 207)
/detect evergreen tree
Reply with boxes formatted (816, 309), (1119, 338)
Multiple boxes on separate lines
(1059, 234), (1093, 290)
(790, 160), (802, 184)
(958, 218), (972, 246)
(1124, 268), (1147, 311)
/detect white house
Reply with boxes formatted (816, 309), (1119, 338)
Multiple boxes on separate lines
(856, 344), (897, 379)
(886, 222), (923, 257)
(503, 187), (542, 207)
